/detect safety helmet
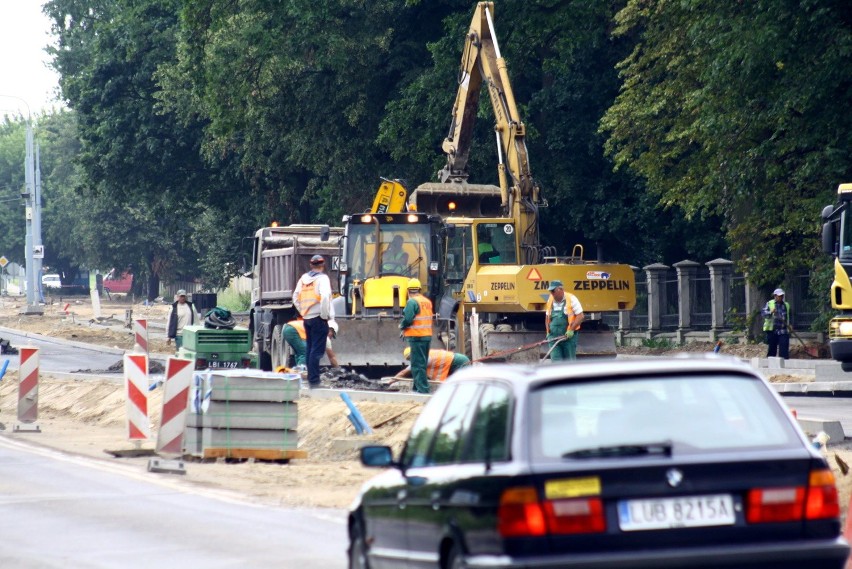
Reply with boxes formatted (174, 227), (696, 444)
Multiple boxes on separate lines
(407, 278), (422, 290)
(403, 347), (411, 359)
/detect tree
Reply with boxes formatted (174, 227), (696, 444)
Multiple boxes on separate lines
(602, 0), (852, 285)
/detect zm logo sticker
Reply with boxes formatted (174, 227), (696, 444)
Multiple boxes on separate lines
(586, 271), (611, 280)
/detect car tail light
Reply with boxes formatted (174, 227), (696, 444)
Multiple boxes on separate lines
(498, 487), (546, 537)
(746, 487), (805, 523)
(195, 358), (207, 370)
(747, 468), (841, 524)
(805, 469), (840, 520)
(241, 358), (252, 368)
(544, 498), (606, 534)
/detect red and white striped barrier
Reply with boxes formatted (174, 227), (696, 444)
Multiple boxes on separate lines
(16, 347), (40, 431)
(123, 354), (150, 441)
(156, 357), (193, 456)
(133, 319), (149, 354)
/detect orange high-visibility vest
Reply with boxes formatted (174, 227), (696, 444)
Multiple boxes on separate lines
(297, 278), (322, 315)
(545, 293), (580, 328)
(287, 319), (306, 340)
(426, 349), (454, 381)
(404, 295), (433, 338)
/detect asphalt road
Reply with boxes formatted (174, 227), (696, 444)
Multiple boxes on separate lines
(781, 395), (852, 440)
(0, 326), (130, 374)
(0, 436), (348, 568)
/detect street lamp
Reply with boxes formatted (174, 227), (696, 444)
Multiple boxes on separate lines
(0, 95), (43, 314)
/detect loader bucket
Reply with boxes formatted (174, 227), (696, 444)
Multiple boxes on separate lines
(477, 329), (617, 364)
(333, 317), (407, 370)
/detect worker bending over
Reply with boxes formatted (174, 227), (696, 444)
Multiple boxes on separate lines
(282, 318), (339, 369)
(395, 347), (470, 382)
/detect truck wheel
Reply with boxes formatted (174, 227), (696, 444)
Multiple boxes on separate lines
(271, 325), (285, 370)
(255, 339), (272, 371)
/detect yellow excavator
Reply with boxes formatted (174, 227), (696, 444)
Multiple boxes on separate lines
(411, 2), (636, 361)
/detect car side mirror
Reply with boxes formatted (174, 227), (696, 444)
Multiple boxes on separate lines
(360, 445), (395, 468)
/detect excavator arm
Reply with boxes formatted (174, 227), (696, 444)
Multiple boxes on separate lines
(439, 1), (542, 263)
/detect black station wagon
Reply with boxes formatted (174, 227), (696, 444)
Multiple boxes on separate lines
(348, 357), (849, 568)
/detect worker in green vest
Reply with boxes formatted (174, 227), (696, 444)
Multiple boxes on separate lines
(762, 288), (792, 359)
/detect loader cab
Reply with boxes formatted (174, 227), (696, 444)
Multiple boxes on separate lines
(339, 212), (442, 313)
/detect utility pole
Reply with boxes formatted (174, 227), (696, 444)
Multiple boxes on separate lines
(0, 95), (45, 315)
(22, 120), (43, 315)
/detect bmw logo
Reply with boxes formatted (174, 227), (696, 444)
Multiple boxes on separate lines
(666, 468), (684, 488)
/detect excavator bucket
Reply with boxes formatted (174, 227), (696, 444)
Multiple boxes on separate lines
(411, 183), (503, 217)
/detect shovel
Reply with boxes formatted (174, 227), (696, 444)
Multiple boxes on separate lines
(790, 328), (818, 359)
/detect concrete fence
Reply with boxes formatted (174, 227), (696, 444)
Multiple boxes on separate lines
(605, 259), (822, 347)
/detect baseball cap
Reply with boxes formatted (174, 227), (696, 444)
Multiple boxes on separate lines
(310, 255), (325, 265)
(548, 280), (564, 292)
(773, 288), (785, 296)
(177, 289), (187, 296)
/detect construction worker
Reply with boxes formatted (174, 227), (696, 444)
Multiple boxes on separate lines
(382, 235), (409, 274)
(395, 347), (470, 382)
(282, 318), (307, 367)
(293, 254), (333, 388)
(167, 289), (197, 350)
(399, 278), (432, 394)
(282, 318), (338, 369)
(762, 288), (792, 359)
(545, 280), (584, 361)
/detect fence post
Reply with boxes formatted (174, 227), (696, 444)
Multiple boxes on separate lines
(673, 260), (700, 344)
(707, 258), (735, 334)
(644, 263), (669, 335)
(744, 275), (763, 341)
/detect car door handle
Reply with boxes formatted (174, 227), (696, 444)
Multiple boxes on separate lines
(431, 491), (441, 511)
(397, 489), (407, 509)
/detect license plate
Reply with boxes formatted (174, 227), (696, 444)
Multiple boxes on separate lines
(208, 361), (239, 369)
(618, 494), (735, 531)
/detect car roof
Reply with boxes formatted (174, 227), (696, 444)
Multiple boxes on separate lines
(446, 355), (763, 393)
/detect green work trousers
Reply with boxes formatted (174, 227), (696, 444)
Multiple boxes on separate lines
(547, 309), (577, 361)
(548, 333), (578, 361)
(407, 337), (432, 394)
(283, 325), (307, 367)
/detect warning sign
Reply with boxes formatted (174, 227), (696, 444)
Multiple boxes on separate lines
(526, 268), (542, 281)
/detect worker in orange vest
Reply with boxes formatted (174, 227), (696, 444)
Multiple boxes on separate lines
(399, 278), (432, 394)
(545, 279), (584, 361)
(282, 318), (339, 369)
(395, 347), (470, 382)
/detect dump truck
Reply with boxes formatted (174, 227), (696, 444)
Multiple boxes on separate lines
(411, 2), (636, 361)
(821, 182), (852, 370)
(250, 224), (343, 371)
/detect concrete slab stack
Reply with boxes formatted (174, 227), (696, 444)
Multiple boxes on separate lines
(184, 370), (305, 460)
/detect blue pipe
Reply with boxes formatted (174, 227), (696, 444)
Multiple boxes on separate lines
(0, 359), (8, 382)
(340, 392), (373, 434)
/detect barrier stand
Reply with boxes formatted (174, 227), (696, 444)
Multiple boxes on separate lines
(148, 357), (193, 474)
(14, 347), (41, 432)
(124, 353), (150, 445)
(133, 319), (149, 354)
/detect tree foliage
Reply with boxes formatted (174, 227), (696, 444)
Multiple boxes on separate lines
(602, 0), (852, 285)
(0, 0), (838, 298)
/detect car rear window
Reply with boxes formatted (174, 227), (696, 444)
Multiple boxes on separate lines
(529, 373), (802, 460)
